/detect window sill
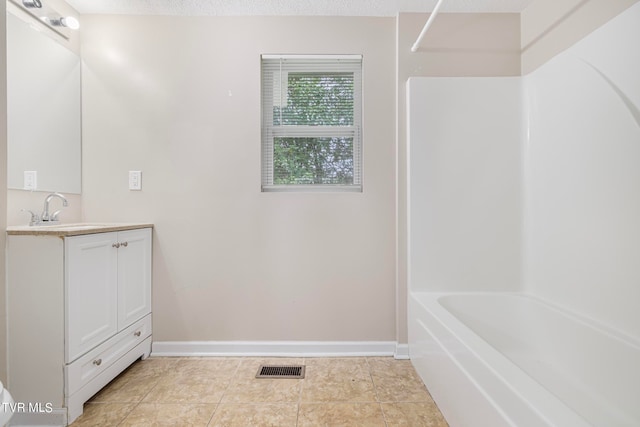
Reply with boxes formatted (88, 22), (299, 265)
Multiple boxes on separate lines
(262, 184), (362, 193)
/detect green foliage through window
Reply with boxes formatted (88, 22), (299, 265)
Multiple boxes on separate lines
(273, 73), (354, 126)
(274, 137), (354, 185)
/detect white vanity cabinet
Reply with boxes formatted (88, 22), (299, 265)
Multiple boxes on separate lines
(6, 224), (153, 426)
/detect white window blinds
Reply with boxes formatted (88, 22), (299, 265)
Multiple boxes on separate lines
(261, 55), (362, 192)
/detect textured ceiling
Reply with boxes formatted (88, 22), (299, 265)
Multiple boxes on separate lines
(64, 0), (536, 16)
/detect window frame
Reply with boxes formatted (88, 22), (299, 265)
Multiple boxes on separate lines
(261, 54), (363, 192)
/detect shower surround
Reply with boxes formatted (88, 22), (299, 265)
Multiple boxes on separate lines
(407, 3), (640, 426)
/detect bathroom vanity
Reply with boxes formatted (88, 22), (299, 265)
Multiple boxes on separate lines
(6, 223), (153, 425)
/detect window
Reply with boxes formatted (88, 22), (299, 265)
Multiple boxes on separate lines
(261, 55), (362, 192)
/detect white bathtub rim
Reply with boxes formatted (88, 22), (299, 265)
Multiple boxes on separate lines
(420, 290), (640, 350)
(522, 292), (640, 350)
(411, 291), (595, 427)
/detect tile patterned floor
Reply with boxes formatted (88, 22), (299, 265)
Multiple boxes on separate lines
(70, 357), (449, 426)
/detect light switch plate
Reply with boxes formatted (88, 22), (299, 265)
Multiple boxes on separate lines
(24, 171), (37, 190)
(129, 171), (142, 190)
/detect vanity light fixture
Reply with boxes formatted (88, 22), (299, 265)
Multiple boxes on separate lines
(10, 0), (80, 38)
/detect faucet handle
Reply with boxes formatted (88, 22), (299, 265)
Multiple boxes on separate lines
(21, 209), (41, 226)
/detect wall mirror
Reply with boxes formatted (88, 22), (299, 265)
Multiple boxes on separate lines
(6, 12), (81, 194)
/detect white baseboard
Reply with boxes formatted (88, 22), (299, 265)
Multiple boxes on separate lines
(394, 343), (410, 360)
(151, 341), (399, 358)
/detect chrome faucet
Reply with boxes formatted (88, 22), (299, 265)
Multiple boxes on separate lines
(41, 192), (68, 222)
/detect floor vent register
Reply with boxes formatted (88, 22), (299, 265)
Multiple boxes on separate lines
(256, 365), (305, 379)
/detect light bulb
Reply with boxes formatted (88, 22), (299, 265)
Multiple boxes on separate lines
(61, 16), (80, 30)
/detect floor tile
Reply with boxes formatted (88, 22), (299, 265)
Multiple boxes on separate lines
(381, 402), (449, 426)
(208, 403), (298, 427)
(90, 357), (180, 403)
(120, 357), (181, 381)
(89, 373), (159, 403)
(68, 402), (136, 427)
(367, 357), (432, 402)
(142, 374), (231, 404)
(173, 358), (242, 377)
(119, 403), (216, 426)
(142, 357), (241, 404)
(300, 357), (377, 402)
(297, 402), (386, 426)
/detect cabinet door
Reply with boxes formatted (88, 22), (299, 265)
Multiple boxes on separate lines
(66, 232), (118, 363)
(117, 228), (152, 329)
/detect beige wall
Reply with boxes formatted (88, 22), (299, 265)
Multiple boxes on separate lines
(1, 0), (8, 383)
(395, 13), (521, 343)
(80, 16), (397, 343)
(521, 0), (640, 73)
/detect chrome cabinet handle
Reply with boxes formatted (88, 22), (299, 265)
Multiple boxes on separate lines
(93, 358), (102, 366)
(121, 241), (128, 247)
(134, 331), (141, 337)
(112, 243), (120, 248)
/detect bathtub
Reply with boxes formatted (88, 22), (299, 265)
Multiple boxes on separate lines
(408, 292), (640, 427)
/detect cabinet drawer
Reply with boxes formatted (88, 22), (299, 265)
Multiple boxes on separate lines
(65, 315), (151, 396)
